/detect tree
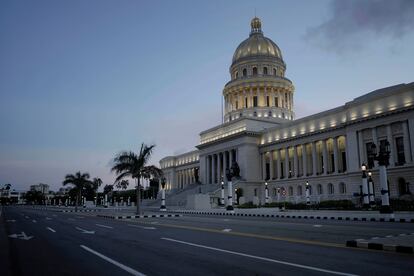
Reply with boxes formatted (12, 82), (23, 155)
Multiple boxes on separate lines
(111, 143), (163, 215)
(103, 184), (113, 194)
(116, 179), (129, 190)
(62, 171), (93, 211)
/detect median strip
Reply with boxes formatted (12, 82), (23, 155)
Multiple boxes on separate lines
(97, 214), (182, 220)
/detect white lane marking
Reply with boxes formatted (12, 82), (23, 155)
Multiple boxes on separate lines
(371, 237), (379, 240)
(46, 227), (56, 233)
(68, 218), (76, 221)
(8, 232), (33, 240)
(25, 216), (30, 219)
(161, 238), (357, 276)
(96, 224), (113, 229)
(150, 221), (159, 224)
(313, 225), (322, 228)
(385, 235), (393, 238)
(76, 216), (85, 219)
(46, 217), (52, 220)
(53, 214), (58, 217)
(223, 219), (230, 221)
(80, 245), (146, 276)
(127, 224), (156, 230)
(32, 220), (37, 223)
(7, 219), (16, 222)
(75, 227), (95, 234)
(222, 229), (232, 232)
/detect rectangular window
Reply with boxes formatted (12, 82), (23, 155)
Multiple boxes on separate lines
(366, 142), (374, 168)
(274, 97), (278, 107)
(280, 162), (284, 178)
(253, 96), (258, 107)
(341, 151), (347, 172)
(266, 96), (270, 107)
(265, 163), (270, 180)
(245, 97), (248, 108)
(395, 137), (405, 165)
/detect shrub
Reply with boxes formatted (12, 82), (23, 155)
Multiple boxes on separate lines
(237, 201), (258, 209)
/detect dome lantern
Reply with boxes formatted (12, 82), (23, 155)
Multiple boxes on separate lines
(250, 17), (262, 35)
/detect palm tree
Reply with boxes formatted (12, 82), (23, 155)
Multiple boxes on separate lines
(116, 179), (129, 190)
(111, 143), (163, 215)
(62, 171), (92, 211)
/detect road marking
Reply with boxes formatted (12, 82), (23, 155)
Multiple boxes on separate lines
(76, 216), (85, 219)
(223, 219), (230, 221)
(161, 238), (357, 276)
(25, 216), (30, 219)
(68, 218), (76, 221)
(80, 245), (146, 276)
(313, 224), (322, 227)
(222, 228), (232, 232)
(32, 220), (37, 223)
(150, 221), (159, 224)
(46, 227), (56, 233)
(96, 224), (113, 229)
(7, 219), (16, 222)
(127, 224), (156, 230)
(8, 232), (33, 240)
(46, 217), (52, 220)
(53, 214), (58, 217)
(75, 227), (95, 234)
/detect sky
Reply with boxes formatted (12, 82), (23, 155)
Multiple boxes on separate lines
(1, 0), (414, 191)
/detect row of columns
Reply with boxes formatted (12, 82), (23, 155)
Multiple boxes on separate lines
(206, 149), (237, 184)
(176, 168), (196, 189)
(262, 136), (345, 180)
(358, 121), (412, 168)
(225, 86), (292, 114)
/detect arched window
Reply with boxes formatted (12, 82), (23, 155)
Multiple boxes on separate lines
(297, 186), (303, 196)
(288, 186), (293, 196)
(243, 68), (247, 77)
(253, 67), (258, 76)
(263, 67), (268, 75)
(328, 183), (334, 194)
(339, 182), (346, 194)
(317, 184), (323, 195)
(273, 68), (277, 76)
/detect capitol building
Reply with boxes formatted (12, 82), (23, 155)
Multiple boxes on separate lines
(160, 17), (414, 206)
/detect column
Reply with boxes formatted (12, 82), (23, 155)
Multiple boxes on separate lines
(322, 139), (328, 175)
(223, 151), (228, 180)
(213, 154), (217, 184)
(358, 130), (365, 166)
(275, 149), (281, 179)
(402, 121), (411, 163)
(285, 148), (289, 178)
(209, 156), (213, 184)
(311, 142), (317, 176)
(293, 146), (298, 177)
(262, 153), (267, 180)
(302, 144), (308, 176)
(269, 151), (274, 180)
(217, 153), (222, 182)
(409, 118), (414, 162)
(386, 125), (395, 167)
(371, 127), (378, 168)
(333, 137), (339, 173)
(229, 150), (233, 167)
(250, 87), (253, 108)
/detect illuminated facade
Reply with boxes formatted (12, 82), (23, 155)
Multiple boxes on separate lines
(160, 17), (414, 205)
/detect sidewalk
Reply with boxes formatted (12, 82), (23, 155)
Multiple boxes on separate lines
(168, 208), (414, 223)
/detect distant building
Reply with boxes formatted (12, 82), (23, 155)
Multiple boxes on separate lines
(30, 183), (49, 194)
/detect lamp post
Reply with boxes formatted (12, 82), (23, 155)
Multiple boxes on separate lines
(225, 167), (234, 212)
(160, 177), (167, 211)
(104, 194), (108, 208)
(361, 163), (370, 209)
(220, 177), (225, 206)
(368, 140), (392, 213)
(264, 182), (269, 204)
(368, 171), (375, 206)
(305, 181), (310, 206)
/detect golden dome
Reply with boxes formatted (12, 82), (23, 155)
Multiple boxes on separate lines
(232, 17), (283, 65)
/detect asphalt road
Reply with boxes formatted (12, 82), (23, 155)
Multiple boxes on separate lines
(1, 206), (414, 276)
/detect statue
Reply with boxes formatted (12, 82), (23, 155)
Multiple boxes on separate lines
(194, 167), (200, 183)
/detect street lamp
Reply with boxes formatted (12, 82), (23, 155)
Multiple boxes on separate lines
(305, 181), (310, 206)
(225, 167), (234, 212)
(368, 171), (375, 206)
(220, 177), (225, 206)
(361, 163), (370, 209)
(160, 177), (167, 211)
(264, 182), (269, 204)
(367, 141), (392, 213)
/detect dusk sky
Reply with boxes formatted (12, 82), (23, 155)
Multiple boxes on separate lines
(1, 0), (414, 191)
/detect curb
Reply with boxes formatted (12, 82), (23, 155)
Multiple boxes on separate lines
(346, 239), (414, 254)
(171, 210), (414, 223)
(24, 207), (103, 213)
(97, 214), (183, 220)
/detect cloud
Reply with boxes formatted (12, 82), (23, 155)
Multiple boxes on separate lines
(305, 0), (414, 53)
